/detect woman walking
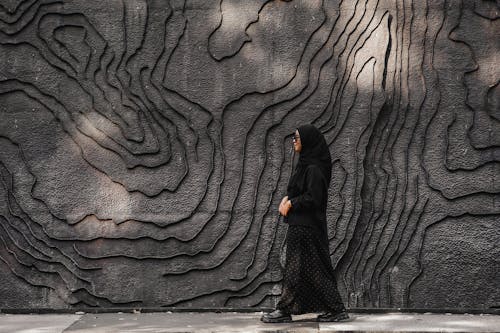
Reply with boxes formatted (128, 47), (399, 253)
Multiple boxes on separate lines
(261, 124), (349, 323)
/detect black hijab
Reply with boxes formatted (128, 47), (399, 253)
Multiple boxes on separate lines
(288, 124), (332, 191)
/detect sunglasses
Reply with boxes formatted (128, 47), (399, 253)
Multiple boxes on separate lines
(292, 134), (300, 142)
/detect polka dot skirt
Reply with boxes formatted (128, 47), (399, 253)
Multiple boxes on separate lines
(277, 225), (346, 315)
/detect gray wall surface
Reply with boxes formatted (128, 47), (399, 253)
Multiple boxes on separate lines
(0, 0), (498, 311)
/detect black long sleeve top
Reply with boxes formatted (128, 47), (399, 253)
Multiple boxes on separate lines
(285, 164), (329, 236)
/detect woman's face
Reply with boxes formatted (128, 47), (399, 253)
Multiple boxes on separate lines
(293, 130), (302, 152)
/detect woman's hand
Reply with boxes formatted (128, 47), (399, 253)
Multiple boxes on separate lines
(279, 196), (287, 216)
(279, 196), (292, 216)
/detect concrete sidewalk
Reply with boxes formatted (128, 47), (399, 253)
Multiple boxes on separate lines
(0, 312), (499, 333)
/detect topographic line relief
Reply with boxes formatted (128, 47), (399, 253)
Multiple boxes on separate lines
(0, 0), (498, 309)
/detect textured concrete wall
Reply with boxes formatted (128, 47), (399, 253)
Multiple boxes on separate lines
(0, 0), (498, 311)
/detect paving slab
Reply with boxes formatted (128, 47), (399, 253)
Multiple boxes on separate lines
(0, 314), (82, 333)
(63, 312), (319, 333)
(319, 313), (500, 332)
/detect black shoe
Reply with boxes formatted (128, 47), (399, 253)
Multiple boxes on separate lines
(261, 309), (292, 323)
(317, 310), (349, 322)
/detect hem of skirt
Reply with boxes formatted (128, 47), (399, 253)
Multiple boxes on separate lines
(277, 306), (346, 316)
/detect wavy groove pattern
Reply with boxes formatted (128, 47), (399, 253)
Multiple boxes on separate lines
(0, 0), (498, 309)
